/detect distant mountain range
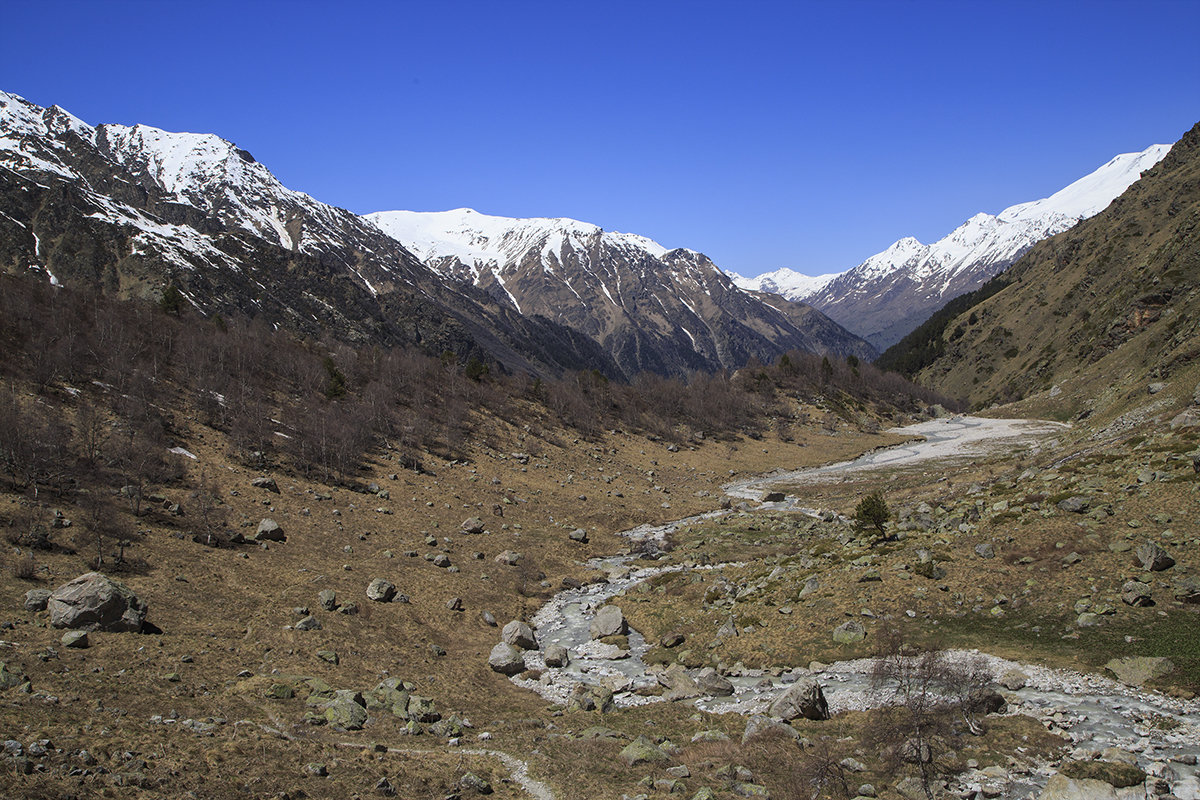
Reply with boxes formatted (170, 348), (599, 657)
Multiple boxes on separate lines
(0, 90), (873, 379)
(730, 144), (1171, 350)
(367, 208), (875, 376)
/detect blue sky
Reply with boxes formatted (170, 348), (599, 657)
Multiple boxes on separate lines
(3, 0), (1197, 276)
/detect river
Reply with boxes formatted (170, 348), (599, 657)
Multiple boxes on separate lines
(511, 416), (1200, 799)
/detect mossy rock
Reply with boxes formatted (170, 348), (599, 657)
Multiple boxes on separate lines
(1059, 760), (1146, 788)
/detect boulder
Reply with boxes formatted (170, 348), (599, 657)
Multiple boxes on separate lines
(254, 519), (285, 542)
(1105, 656), (1174, 687)
(974, 543), (995, 559)
(761, 491), (786, 503)
(251, 476), (280, 494)
(322, 690), (367, 730)
(742, 714), (801, 744)
(494, 550), (521, 566)
(61, 630), (89, 648)
(1172, 575), (1200, 603)
(460, 517), (485, 534)
(1060, 760), (1146, 788)
(22, 589), (51, 612)
(543, 643), (569, 668)
(1120, 580), (1153, 607)
(768, 676), (830, 721)
(317, 589), (337, 611)
(366, 579), (397, 603)
(1057, 497), (1090, 514)
(590, 605), (628, 639)
(1038, 774), (1119, 800)
(1134, 542), (1175, 572)
(47, 572), (147, 632)
(501, 620), (538, 650)
(568, 528), (589, 543)
(696, 667), (734, 697)
(618, 735), (671, 767)
(488, 643), (526, 676)
(832, 620), (866, 644)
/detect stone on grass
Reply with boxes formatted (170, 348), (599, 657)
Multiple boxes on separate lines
(460, 517), (485, 534)
(494, 550), (521, 566)
(590, 605), (628, 639)
(459, 772), (493, 794)
(832, 620), (866, 644)
(768, 676), (830, 721)
(61, 630), (89, 648)
(742, 714), (800, 744)
(254, 519), (285, 541)
(488, 643), (526, 676)
(295, 615), (322, 631)
(366, 579), (397, 603)
(1173, 576), (1200, 603)
(975, 543), (995, 559)
(251, 476), (280, 493)
(317, 589), (338, 611)
(48, 572), (147, 632)
(323, 691), (368, 730)
(568, 528), (589, 543)
(23, 589), (51, 612)
(1057, 497), (1089, 514)
(1120, 580), (1153, 607)
(1134, 541), (1175, 572)
(619, 735), (671, 767)
(1105, 656), (1174, 687)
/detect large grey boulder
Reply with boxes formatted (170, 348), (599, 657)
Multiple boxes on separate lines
(543, 643), (569, 668)
(1105, 656), (1174, 687)
(488, 643), (526, 676)
(768, 676), (830, 721)
(501, 620), (538, 650)
(590, 605), (628, 639)
(366, 579), (397, 603)
(254, 519), (285, 542)
(460, 517), (485, 534)
(1134, 542), (1175, 572)
(696, 667), (734, 697)
(742, 714), (801, 744)
(1120, 580), (1153, 607)
(47, 572), (147, 632)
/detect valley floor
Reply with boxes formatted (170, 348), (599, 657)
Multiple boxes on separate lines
(2, 406), (1198, 800)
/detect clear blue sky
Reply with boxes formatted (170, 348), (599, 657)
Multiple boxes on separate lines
(4, 0), (1197, 276)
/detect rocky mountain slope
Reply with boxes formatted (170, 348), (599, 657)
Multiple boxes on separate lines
(367, 208), (877, 376)
(0, 91), (617, 377)
(732, 144), (1171, 351)
(911, 121), (1200, 417)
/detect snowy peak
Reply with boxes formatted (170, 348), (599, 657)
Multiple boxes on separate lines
(367, 208), (675, 274)
(729, 267), (842, 299)
(366, 207), (875, 375)
(998, 145), (1172, 224)
(737, 142), (1171, 350)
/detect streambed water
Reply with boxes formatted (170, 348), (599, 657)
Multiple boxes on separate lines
(511, 416), (1199, 799)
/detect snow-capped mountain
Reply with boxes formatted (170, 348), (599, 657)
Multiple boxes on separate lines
(728, 267), (841, 300)
(734, 144), (1172, 351)
(367, 208), (876, 376)
(0, 90), (617, 376)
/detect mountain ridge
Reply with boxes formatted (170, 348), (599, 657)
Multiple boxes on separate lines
(367, 207), (877, 376)
(732, 144), (1171, 350)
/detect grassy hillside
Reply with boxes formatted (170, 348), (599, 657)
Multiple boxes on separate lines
(909, 120), (1200, 425)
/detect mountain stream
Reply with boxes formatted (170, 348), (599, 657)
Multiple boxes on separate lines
(511, 416), (1200, 799)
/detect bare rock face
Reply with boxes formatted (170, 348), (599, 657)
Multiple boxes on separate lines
(48, 572), (147, 632)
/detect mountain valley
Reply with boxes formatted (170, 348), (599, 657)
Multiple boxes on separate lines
(0, 87), (1198, 800)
